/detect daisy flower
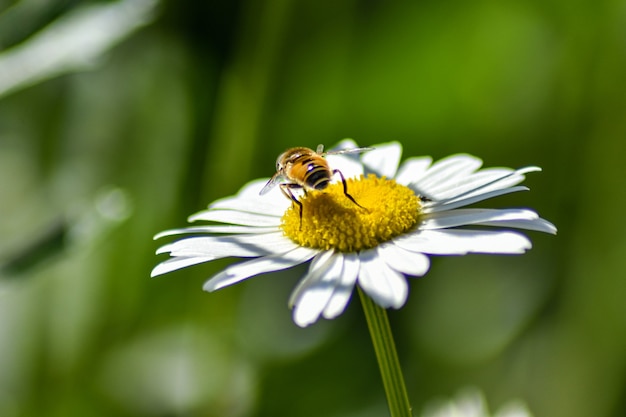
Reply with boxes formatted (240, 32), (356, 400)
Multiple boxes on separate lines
(152, 140), (556, 328)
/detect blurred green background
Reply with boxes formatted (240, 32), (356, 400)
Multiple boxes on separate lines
(1, 0), (625, 416)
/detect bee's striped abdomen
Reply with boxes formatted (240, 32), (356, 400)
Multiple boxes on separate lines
(286, 153), (331, 191)
(306, 164), (330, 190)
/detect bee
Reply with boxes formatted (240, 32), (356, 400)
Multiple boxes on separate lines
(260, 144), (373, 222)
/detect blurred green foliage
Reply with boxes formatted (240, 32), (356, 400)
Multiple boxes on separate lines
(1, 0), (625, 416)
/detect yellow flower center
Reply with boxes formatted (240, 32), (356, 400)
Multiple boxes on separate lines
(281, 174), (421, 252)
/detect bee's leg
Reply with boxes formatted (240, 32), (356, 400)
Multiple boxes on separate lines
(280, 184), (304, 228)
(333, 169), (367, 210)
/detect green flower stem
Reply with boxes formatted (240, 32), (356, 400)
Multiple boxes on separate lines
(358, 287), (412, 417)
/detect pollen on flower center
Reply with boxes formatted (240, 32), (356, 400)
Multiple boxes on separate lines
(281, 174), (421, 252)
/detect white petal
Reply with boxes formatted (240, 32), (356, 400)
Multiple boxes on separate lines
(156, 232), (294, 257)
(326, 153), (365, 180)
(188, 209), (280, 226)
(377, 243), (430, 276)
(394, 229), (532, 255)
(413, 154), (483, 194)
(361, 142), (402, 178)
(151, 256), (215, 277)
(203, 246), (318, 291)
(423, 186), (529, 213)
(235, 178), (269, 196)
(480, 216), (557, 234)
(325, 138), (365, 176)
(154, 225), (279, 239)
(209, 180), (289, 215)
(358, 250), (408, 309)
(418, 208), (557, 234)
(209, 196), (288, 217)
(288, 250), (336, 307)
(420, 166), (540, 202)
(291, 251), (345, 327)
(323, 253), (359, 319)
(420, 167), (512, 199)
(418, 208), (543, 230)
(224, 177), (285, 200)
(395, 156), (433, 185)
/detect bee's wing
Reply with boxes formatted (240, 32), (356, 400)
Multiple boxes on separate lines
(259, 173), (282, 195)
(323, 146), (375, 156)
